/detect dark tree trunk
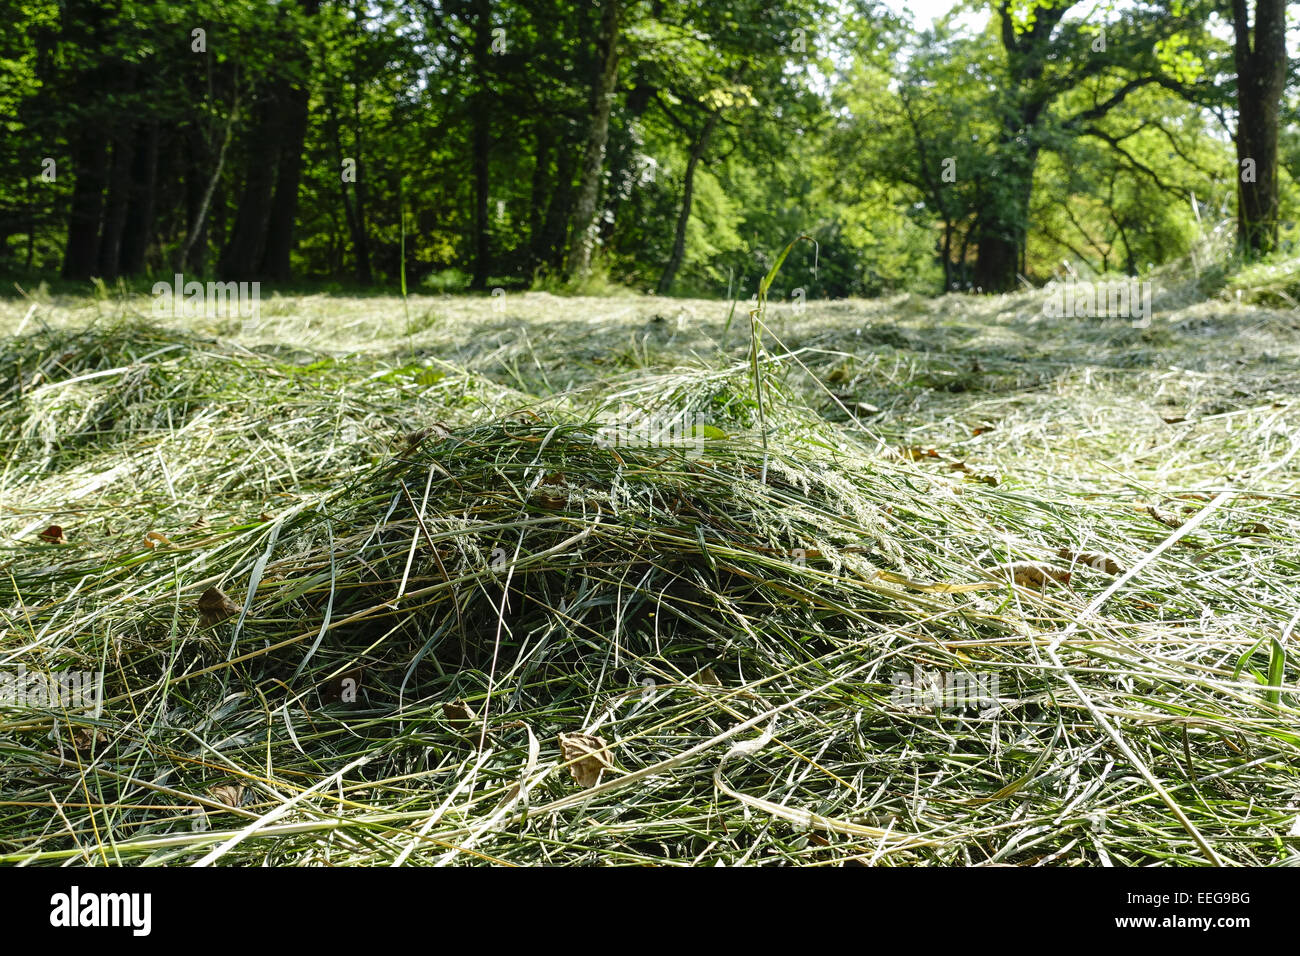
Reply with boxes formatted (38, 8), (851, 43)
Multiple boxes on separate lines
(469, 0), (492, 289)
(567, 0), (621, 278)
(601, 82), (654, 244)
(1231, 0), (1287, 257)
(657, 111), (718, 295)
(940, 222), (952, 293)
(62, 129), (109, 280)
(538, 141), (578, 270)
(528, 124), (555, 271)
(968, 3), (1065, 292)
(25, 175), (36, 270)
(260, 79), (311, 281)
(218, 94), (281, 280)
(97, 128), (136, 279)
(973, 127), (1038, 292)
(120, 121), (160, 275)
(350, 117), (373, 283)
(59, 0), (112, 280)
(326, 88), (372, 284)
(218, 0), (316, 281)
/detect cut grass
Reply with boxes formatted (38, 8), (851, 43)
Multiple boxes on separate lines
(0, 281), (1297, 866)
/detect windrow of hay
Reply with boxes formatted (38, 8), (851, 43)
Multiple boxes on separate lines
(0, 293), (1297, 866)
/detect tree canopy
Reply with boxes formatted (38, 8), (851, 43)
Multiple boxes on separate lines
(0, 0), (1295, 295)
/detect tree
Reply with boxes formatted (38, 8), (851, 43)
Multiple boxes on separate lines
(567, 0), (622, 278)
(1229, 0), (1289, 256)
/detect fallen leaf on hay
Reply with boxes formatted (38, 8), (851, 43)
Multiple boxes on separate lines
(257, 512), (275, 522)
(1057, 548), (1123, 575)
(557, 732), (613, 788)
(324, 667), (364, 704)
(972, 423), (996, 437)
(945, 461), (999, 486)
(1238, 522), (1271, 536)
(39, 525), (67, 544)
(143, 530), (174, 550)
(442, 698), (478, 730)
(698, 667), (722, 686)
(1007, 563), (1072, 588)
(400, 424), (452, 454)
(197, 586), (241, 626)
(535, 472), (569, 509)
(897, 446), (939, 461)
(209, 784), (244, 809)
(71, 727), (107, 753)
(1145, 505), (1183, 529)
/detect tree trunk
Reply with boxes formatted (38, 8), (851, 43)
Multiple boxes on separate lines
(566, 0), (621, 278)
(973, 140), (1038, 293)
(600, 82), (654, 244)
(1232, 0), (1287, 257)
(327, 90), (369, 283)
(120, 121), (160, 275)
(62, 129), (109, 280)
(182, 92), (239, 274)
(349, 84), (373, 283)
(469, 0), (492, 289)
(538, 141), (578, 270)
(218, 93), (280, 280)
(528, 124), (555, 271)
(656, 111), (719, 295)
(97, 128), (136, 279)
(218, 0), (315, 281)
(58, 0), (111, 280)
(261, 78), (311, 281)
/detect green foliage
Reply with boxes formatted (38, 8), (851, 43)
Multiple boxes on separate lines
(0, 0), (1295, 295)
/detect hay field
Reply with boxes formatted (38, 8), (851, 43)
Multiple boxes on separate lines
(1, 281), (1298, 865)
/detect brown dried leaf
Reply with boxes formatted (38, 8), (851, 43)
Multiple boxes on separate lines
(400, 423), (453, 454)
(1057, 548), (1123, 575)
(39, 525), (67, 545)
(442, 698), (478, 730)
(197, 586), (241, 626)
(71, 727), (107, 753)
(209, 784), (244, 809)
(898, 446), (939, 461)
(324, 667), (364, 704)
(557, 732), (613, 789)
(698, 667), (722, 686)
(1007, 563), (1072, 588)
(1146, 504), (1183, 529)
(143, 530), (174, 550)
(535, 472), (569, 509)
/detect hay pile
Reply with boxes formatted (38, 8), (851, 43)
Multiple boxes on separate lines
(1, 296), (1297, 865)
